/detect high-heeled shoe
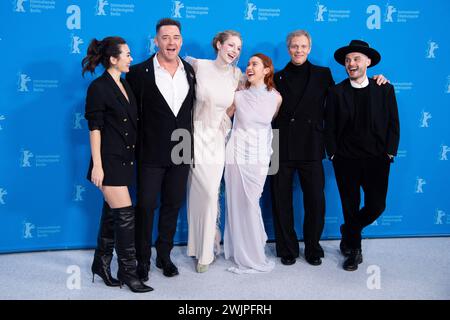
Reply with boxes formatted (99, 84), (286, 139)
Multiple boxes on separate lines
(114, 206), (153, 293)
(91, 201), (120, 287)
(196, 263), (209, 273)
(118, 276), (154, 293)
(91, 257), (120, 287)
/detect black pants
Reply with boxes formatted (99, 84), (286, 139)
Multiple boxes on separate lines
(271, 160), (325, 258)
(333, 155), (391, 249)
(135, 163), (190, 264)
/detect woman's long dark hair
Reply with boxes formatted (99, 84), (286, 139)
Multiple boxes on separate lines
(82, 36), (126, 76)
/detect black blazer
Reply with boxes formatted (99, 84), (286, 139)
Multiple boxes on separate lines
(273, 61), (334, 161)
(324, 78), (400, 158)
(85, 71), (138, 160)
(126, 54), (196, 166)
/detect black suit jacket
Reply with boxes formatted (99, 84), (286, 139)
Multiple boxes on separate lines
(126, 54), (196, 166)
(273, 61), (334, 161)
(85, 71), (138, 160)
(324, 78), (400, 158)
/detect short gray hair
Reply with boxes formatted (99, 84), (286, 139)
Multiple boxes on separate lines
(286, 30), (312, 48)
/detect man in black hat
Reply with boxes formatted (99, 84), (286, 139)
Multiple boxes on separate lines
(325, 40), (400, 271)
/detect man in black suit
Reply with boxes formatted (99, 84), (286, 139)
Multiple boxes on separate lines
(325, 40), (400, 271)
(271, 30), (334, 266)
(126, 18), (195, 280)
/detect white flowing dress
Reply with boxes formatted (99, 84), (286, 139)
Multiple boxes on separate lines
(224, 85), (278, 274)
(186, 59), (241, 265)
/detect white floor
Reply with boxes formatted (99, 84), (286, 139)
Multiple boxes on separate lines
(1, 237), (449, 300)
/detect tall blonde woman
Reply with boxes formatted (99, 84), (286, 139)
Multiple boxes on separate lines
(186, 30), (243, 273)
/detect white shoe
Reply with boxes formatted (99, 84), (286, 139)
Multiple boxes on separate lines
(196, 263), (209, 273)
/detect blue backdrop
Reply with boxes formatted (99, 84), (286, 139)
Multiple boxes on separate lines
(1, 0), (449, 253)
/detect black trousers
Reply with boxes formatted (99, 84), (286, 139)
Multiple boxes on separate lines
(333, 155), (391, 249)
(135, 163), (190, 264)
(271, 160), (325, 258)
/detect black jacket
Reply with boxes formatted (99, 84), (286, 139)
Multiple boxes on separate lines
(273, 61), (334, 161)
(126, 55), (196, 166)
(325, 78), (400, 158)
(85, 71), (137, 161)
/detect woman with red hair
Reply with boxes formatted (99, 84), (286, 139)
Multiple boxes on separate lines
(223, 53), (282, 273)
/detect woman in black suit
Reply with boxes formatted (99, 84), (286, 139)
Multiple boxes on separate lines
(82, 36), (152, 293)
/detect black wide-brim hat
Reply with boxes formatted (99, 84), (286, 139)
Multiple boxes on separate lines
(334, 39), (381, 68)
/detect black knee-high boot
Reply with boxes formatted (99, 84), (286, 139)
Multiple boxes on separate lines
(113, 206), (153, 293)
(91, 201), (120, 287)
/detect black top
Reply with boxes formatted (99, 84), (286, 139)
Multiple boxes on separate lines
(85, 71), (137, 159)
(84, 71), (138, 186)
(338, 86), (382, 158)
(285, 61), (310, 107)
